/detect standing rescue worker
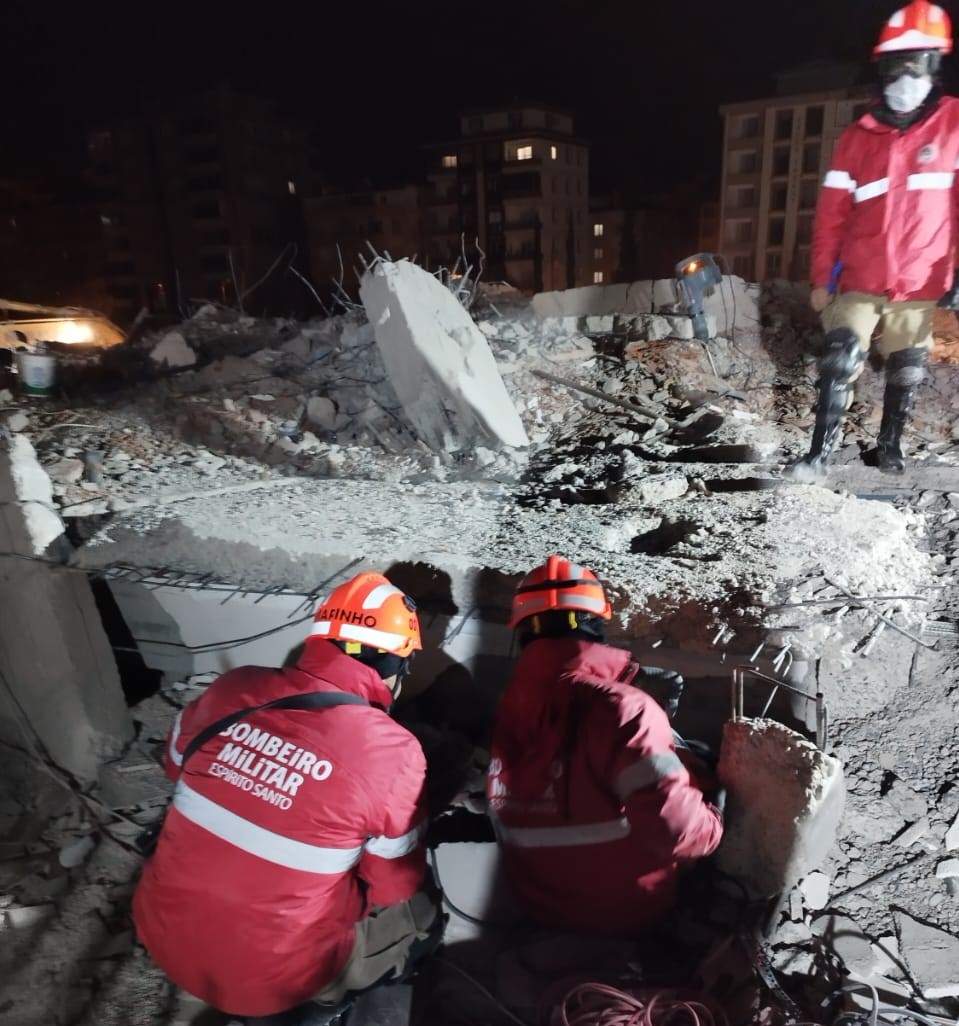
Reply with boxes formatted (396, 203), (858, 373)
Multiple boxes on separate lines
(487, 556), (723, 933)
(793, 0), (959, 477)
(133, 572), (442, 1025)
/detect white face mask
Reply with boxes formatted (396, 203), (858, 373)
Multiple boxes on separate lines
(884, 74), (933, 113)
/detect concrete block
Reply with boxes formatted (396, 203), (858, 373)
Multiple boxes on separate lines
(432, 842), (522, 945)
(585, 315), (615, 333)
(812, 913), (873, 975)
(717, 719), (846, 897)
(896, 910), (959, 998)
(360, 260), (528, 452)
(0, 436), (54, 506)
(150, 331), (196, 368)
(0, 436), (132, 783)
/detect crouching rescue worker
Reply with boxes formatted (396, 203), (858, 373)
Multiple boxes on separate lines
(487, 555), (724, 933)
(793, 0), (959, 478)
(133, 572), (443, 1025)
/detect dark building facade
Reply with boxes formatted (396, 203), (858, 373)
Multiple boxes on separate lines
(84, 85), (318, 321)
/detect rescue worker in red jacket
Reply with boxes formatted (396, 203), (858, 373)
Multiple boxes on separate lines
(487, 556), (724, 933)
(133, 572), (442, 1025)
(793, 0), (959, 477)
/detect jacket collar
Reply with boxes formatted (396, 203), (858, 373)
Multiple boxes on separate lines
(860, 92), (946, 134)
(295, 639), (395, 709)
(517, 635), (639, 687)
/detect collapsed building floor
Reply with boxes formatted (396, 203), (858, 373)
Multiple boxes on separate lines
(1, 264), (958, 1026)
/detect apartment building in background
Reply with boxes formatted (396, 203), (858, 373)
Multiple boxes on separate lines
(306, 185), (426, 293)
(84, 85), (317, 321)
(718, 63), (872, 282)
(423, 104), (591, 292)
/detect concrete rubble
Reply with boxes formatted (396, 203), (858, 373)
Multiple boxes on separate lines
(0, 263), (958, 1025)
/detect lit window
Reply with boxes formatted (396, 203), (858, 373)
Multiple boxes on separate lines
(516, 145), (533, 161)
(593, 223), (604, 237)
(442, 154), (458, 168)
(550, 145), (558, 160)
(287, 180), (296, 195)
(593, 271), (604, 284)
(594, 247), (604, 259)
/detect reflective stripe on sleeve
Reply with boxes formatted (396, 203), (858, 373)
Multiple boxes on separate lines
(907, 171), (955, 190)
(364, 821), (425, 859)
(823, 170), (856, 192)
(854, 178), (889, 203)
(490, 813), (631, 848)
(168, 711), (184, 767)
(614, 751), (685, 800)
(172, 781), (363, 873)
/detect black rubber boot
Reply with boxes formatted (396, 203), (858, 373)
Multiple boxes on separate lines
(876, 347), (928, 475)
(787, 328), (865, 480)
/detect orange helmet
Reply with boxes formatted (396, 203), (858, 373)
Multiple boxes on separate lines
(874, 1), (953, 56)
(509, 554), (612, 629)
(310, 572), (422, 657)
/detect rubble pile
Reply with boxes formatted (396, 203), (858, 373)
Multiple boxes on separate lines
(1, 261), (959, 1024)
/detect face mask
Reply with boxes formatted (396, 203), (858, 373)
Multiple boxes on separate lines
(884, 74), (933, 113)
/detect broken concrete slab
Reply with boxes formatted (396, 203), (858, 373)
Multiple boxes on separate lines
(800, 871), (831, 911)
(812, 912), (874, 975)
(718, 719), (845, 898)
(149, 330), (197, 369)
(896, 910), (959, 998)
(360, 259), (528, 452)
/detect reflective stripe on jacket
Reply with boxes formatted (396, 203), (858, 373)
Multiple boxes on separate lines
(487, 637), (723, 934)
(812, 96), (959, 301)
(133, 641), (426, 1018)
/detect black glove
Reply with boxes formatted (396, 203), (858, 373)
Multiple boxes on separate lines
(938, 273), (959, 310)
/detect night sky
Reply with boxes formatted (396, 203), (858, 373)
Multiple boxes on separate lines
(1, 0), (942, 197)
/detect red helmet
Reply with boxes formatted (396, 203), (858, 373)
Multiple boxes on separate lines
(509, 554), (612, 629)
(310, 572), (421, 658)
(874, 1), (953, 56)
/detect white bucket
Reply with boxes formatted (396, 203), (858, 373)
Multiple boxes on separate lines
(15, 351), (57, 397)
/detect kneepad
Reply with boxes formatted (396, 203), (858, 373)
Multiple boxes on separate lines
(886, 347), (928, 388)
(820, 328), (864, 381)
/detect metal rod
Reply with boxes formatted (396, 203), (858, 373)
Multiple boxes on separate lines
(530, 368), (673, 426)
(824, 577), (936, 650)
(760, 684), (780, 719)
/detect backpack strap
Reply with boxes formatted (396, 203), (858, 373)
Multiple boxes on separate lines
(180, 690), (366, 768)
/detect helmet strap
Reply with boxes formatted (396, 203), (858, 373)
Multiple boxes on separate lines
(518, 610), (606, 648)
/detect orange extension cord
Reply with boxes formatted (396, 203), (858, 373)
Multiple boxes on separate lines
(558, 983), (730, 1026)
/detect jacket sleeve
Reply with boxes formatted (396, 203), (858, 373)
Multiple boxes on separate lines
(356, 736), (428, 909)
(811, 127), (859, 288)
(593, 692), (723, 865)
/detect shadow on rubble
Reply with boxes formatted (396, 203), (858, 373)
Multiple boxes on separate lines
(757, 281), (824, 388)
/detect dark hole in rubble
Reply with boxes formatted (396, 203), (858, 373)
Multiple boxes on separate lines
(669, 411), (725, 444)
(631, 518), (699, 555)
(90, 579), (163, 704)
(704, 477), (780, 494)
(543, 483), (627, 506)
(666, 444), (762, 464)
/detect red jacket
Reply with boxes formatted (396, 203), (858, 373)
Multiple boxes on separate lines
(487, 638), (723, 934)
(133, 641), (426, 1017)
(812, 96), (959, 301)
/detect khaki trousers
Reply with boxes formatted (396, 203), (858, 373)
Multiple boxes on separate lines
(822, 291), (935, 359)
(313, 892), (439, 1004)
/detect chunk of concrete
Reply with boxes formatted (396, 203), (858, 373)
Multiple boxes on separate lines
(945, 811), (959, 851)
(360, 260), (529, 452)
(0, 435), (132, 783)
(896, 910), (959, 998)
(812, 913), (874, 975)
(46, 458), (85, 485)
(800, 871), (830, 911)
(717, 719), (846, 898)
(149, 330), (196, 369)
(306, 396), (337, 432)
(4, 411), (29, 433)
